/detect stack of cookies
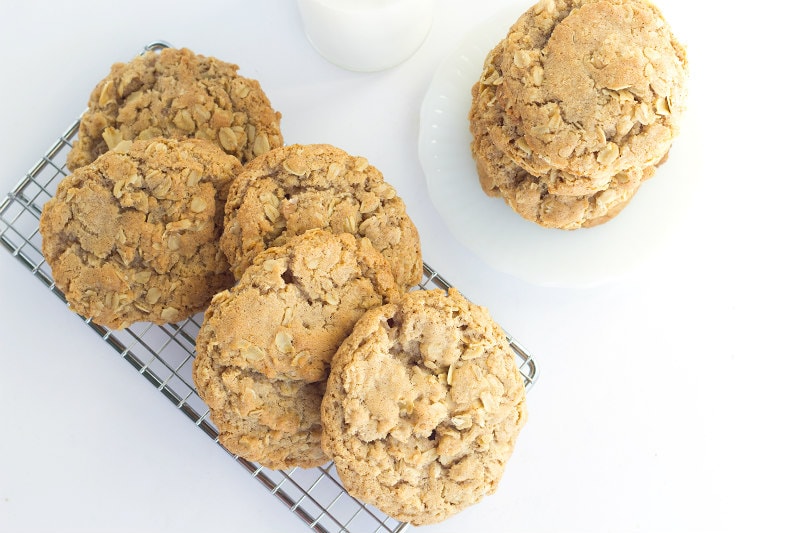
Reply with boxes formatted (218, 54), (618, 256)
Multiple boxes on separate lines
(469, 0), (688, 229)
(39, 45), (529, 526)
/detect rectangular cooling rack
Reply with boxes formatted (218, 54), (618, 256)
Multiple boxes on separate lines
(0, 60), (538, 533)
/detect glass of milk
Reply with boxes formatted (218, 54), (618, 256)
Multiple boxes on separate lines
(296, 0), (434, 72)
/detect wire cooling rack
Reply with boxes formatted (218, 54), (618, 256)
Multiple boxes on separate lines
(0, 46), (538, 533)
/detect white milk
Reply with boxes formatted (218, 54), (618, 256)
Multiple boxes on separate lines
(296, 0), (434, 72)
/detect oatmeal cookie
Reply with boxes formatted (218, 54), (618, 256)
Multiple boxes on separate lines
(470, 64), (647, 229)
(498, 0), (687, 179)
(221, 143), (422, 291)
(193, 361), (328, 470)
(40, 138), (240, 329)
(193, 229), (401, 468)
(66, 47), (283, 171)
(469, 44), (647, 228)
(471, 39), (618, 196)
(473, 120), (643, 229)
(197, 229), (402, 384)
(320, 288), (528, 525)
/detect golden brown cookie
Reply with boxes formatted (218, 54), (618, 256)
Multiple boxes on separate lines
(471, 39), (616, 196)
(320, 288), (528, 525)
(194, 362), (327, 470)
(40, 138), (241, 329)
(193, 230), (401, 469)
(469, 43), (647, 229)
(221, 143), (422, 291)
(498, 0), (688, 180)
(473, 122), (643, 229)
(66, 47), (283, 171)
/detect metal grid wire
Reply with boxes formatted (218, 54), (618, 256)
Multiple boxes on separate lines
(0, 92), (538, 533)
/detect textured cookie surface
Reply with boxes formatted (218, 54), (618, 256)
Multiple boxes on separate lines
(40, 137), (240, 329)
(470, 59), (646, 229)
(193, 230), (401, 469)
(469, 39), (651, 228)
(321, 288), (528, 525)
(471, 39), (616, 197)
(473, 118), (643, 229)
(194, 360), (328, 470)
(221, 143), (422, 291)
(66, 47), (283, 171)
(499, 0), (687, 179)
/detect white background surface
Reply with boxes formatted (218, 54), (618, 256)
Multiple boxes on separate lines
(0, 1), (797, 532)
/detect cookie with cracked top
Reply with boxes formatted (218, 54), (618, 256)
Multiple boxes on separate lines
(193, 229), (401, 469)
(473, 114), (644, 229)
(221, 143), (422, 291)
(497, 0), (687, 180)
(320, 288), (527, 525)
(40, 137), (241, 329)
(469, 47), (648, 229)
(471, 39), (621, 196)
(66, 47), (283, 171)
